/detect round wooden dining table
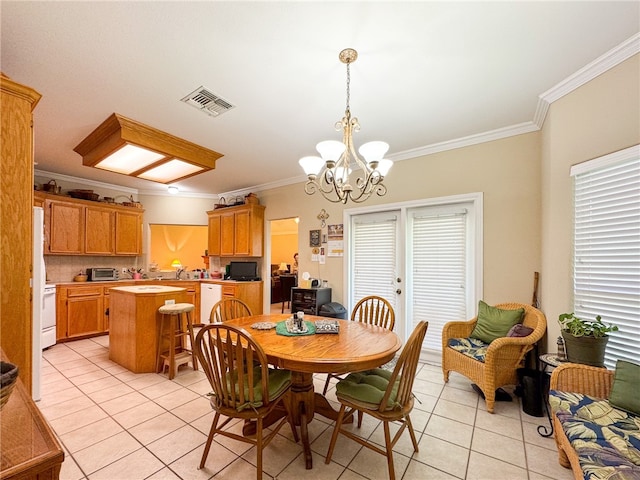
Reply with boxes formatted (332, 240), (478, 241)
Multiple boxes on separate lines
(222, 313), (402, 469)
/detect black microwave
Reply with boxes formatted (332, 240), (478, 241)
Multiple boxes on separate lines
(86, 268), (119, 281)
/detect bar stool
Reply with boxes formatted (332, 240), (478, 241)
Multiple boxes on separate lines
(156, 303), (197, 380)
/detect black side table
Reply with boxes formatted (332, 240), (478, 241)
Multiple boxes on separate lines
(537, 353), (565, 437)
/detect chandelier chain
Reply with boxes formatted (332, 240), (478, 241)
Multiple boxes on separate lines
(345, 62), (351, 115)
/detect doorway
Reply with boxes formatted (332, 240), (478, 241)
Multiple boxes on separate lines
(269, 217), (299, 312)
(345, 193), (483, 352)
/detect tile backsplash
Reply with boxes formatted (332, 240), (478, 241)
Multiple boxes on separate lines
(45, 256), (143, 283)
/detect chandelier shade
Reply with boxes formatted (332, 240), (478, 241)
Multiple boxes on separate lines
(298, 48), (392, 204)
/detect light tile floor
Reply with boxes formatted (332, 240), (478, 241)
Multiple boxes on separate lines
(39, 334), (574, 480)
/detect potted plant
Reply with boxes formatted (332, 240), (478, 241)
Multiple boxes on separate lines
(558, 313), (618, 367)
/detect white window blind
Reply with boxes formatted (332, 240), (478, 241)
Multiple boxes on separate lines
(409, 209), (468, 351)
(572, 149), (640, 369)
(351, 213), (398, 313)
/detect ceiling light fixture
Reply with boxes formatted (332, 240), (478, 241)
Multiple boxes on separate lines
(299, 48), (392, 204)
(167, 186), (179, 195)
(74, 113), (223, 184)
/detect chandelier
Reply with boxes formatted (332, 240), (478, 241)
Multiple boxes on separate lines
(299, 48), (392, 204)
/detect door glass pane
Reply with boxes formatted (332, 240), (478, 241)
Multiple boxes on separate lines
(351, 212), (398, 319)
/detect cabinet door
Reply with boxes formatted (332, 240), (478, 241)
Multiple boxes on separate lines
(85, 206), (114, 255)
(220, 212), (235, 256)
(64, 286), (103, 338)
(208, 214), (221, 256)
(115, 210), (141, 255)
(234, 210), (251, 256)
(47, 200), (84, 254)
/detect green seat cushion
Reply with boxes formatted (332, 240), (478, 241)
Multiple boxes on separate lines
(335, 368), (399, 410)
(225, 366), (291, 411)
(470, 300), (524, 344)
(609, 360), (640, 416)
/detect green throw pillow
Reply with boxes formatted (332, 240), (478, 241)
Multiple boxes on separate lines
(609, 360), (640, 416)
(470, 301), (525, 344)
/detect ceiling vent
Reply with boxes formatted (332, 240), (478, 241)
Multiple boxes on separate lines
(181, 86), (234, 117)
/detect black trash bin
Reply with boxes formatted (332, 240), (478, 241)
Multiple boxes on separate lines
(319, 302), (347, 319)
(516, 368), (544, 417)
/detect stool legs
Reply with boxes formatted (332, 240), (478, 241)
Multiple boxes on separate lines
(157, 310), (198, 380)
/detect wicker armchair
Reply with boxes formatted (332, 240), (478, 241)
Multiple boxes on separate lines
(441, 302), (546, 413)
(550, 363), (614, 479)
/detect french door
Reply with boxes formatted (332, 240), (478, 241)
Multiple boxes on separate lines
(345, 194), (482, 354)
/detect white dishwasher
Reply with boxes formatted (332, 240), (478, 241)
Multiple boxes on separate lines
(200, 283), (222, 324)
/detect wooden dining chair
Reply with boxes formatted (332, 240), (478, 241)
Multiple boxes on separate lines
(279, 275), (296, 313)
(194, 323), (297, 480)
(323, 295), (396, 394)
(325, 321), (428, 480)
(208, 297), (252, 323)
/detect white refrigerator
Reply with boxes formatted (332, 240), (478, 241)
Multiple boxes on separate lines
(32, 206), (45, 401)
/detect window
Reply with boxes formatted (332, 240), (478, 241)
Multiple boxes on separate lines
(571, 145), (640, 369)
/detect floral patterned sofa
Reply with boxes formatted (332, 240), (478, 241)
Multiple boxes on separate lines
(549, 362), (640, 480)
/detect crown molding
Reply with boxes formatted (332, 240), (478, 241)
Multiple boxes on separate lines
(534, 32), (640, 128)
(388, 122), (540, 162)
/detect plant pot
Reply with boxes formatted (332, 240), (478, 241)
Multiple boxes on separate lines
(561, 331), (609, 367)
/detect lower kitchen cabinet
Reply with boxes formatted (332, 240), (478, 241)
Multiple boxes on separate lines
(220, 281), (263, 315)
(57, 285), (104, 340)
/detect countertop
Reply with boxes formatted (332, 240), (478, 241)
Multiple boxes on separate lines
(51, 278), (263, 287)
(110, 285), (186, 294)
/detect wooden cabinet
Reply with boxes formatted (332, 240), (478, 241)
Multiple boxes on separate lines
(207, 204), (265, 257)
(48, 199), (85, 254)
(85, 204), (114, 254)
(57, 285), (104, 340)
(36, 192), (143, 256)
(220, 281), (263, 315)
(115, 210), (142, 255)
(208, 214), (221, 256)
(0, 74), (41, 395)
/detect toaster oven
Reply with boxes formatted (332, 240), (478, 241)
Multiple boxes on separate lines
(86, 267), (119, 281)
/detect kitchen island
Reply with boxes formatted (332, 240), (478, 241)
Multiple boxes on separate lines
(109, 285), (187, 373)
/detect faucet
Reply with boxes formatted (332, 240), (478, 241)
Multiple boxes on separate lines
(176, 267), (186, 280)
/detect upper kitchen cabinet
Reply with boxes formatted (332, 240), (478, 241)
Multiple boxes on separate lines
(86, 204), (114, 255)
(207, 204), (265, 257)
(1, 74), (41, 395)
(48, 198), (85, 254)
(36, 191), (143, 256)
(115, 210), (142, 255)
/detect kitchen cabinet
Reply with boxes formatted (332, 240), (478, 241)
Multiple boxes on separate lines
(57, 285), (104, 340)
(207, 204), (265, 257)
(219, 280), (263, 315)
(85, 204), (114, 255)
(207, 213), (221, 256)
(115, 210), (142, 255)
(35, 192), (143, 256)
(47, 198), (85, 254)
(291, 287), (331, 315)
(0, 74), (41, 395)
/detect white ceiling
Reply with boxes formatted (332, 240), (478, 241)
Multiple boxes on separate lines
(2, 2), (638, 197)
